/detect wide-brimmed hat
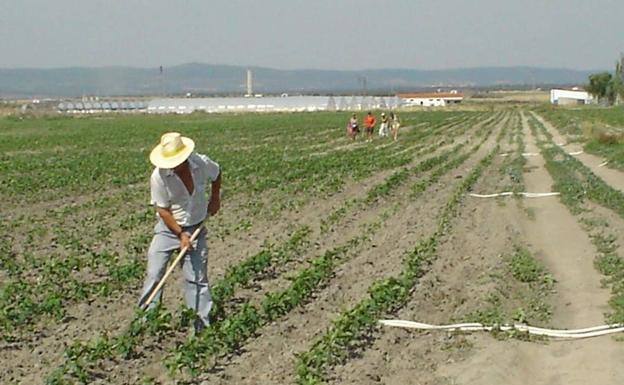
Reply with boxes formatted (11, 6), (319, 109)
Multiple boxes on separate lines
(149, 132), (195, 168)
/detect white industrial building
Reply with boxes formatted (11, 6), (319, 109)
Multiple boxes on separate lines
(57, 95), (404, 114)
(146, 96), (400, 114)
(57, 100), (148, 113)
(397, 92), (464, 107)
(550, 88), (593, 105)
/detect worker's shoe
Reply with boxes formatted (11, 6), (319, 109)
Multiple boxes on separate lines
(193, 318), (207, 336)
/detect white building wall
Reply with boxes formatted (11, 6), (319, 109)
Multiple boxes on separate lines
(402, 98), (446, 107)
(550, 89), (592, 105)
(146, 96), (397, 114)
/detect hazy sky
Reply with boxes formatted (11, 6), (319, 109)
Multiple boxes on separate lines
(1, 0), (622, 70)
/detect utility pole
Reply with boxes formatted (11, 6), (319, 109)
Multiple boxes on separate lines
(357, 75), (368, 96)
(159, 65), (165, 97)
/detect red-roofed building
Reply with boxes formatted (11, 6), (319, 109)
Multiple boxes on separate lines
(397, 91), (464, 107)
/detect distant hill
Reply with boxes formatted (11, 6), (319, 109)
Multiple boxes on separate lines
(0, 63), (599, 98)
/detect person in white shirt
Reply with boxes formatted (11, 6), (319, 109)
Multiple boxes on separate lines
(138, 132), (221, 333)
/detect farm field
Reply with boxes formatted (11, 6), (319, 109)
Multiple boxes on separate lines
(1, 107), (624, 384)
(537, 106), (624, 170)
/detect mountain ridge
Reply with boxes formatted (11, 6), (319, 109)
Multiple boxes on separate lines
(0, 63), (600, 97)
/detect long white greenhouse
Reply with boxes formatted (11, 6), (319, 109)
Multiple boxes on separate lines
(146, 96), (401, 114)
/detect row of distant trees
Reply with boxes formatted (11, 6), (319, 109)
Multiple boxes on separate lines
(586, 54), (624, 105)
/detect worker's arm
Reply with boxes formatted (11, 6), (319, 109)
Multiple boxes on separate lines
(156, 206), (193, 250)
(208, 171), (221, 216)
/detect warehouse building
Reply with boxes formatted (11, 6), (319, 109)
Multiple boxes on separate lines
(550, 88), (593, 105)
(146, 96), (400, 114)
(58, 100), (148, 113)
(397, 91), (464, 107)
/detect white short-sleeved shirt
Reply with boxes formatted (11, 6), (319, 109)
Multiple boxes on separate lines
(150, 152), (220, 226)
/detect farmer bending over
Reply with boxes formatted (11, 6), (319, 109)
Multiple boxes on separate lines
(138, 132), (221, 334)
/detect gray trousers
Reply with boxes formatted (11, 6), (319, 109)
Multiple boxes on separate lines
(138, 219), (212, 326)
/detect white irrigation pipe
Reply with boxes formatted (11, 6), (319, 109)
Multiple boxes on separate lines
(379, 320), (624, 340)
(519, 192), (561, 198)
(598, 161), (609, 167)
(522, 150), (581, 157)
(469, 192), (560, 198)
(469, 192), (514, 198)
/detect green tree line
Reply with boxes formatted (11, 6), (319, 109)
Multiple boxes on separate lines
(587, 54), (624, 105)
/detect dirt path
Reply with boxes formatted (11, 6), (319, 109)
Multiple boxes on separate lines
(532, 111), (624, 192)
(11, 115), (489, 385)
(210, 117), (504, 385)
(438, 113), (624, 385)
(330, 113), (517, 384)
(520, 113), (608, 327)
(154, 118), (494, 384)
(176, 116), (505, 385)
(331, 111), (624, 385)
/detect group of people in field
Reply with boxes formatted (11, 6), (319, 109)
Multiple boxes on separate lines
(347, 111), (401, 142)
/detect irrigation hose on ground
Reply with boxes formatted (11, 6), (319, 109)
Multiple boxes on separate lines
(468, 192), (560, 198)
(500, 151), (582, 157)
(379, 320), (624, 339)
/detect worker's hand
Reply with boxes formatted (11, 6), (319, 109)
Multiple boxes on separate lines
(179, 231), (193, 251)
(208, 196), (220, 216)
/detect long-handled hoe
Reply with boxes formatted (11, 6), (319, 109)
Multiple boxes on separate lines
(139, 224), (204, 310)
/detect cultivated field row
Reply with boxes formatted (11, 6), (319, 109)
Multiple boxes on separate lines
(3, 107), (624, 384)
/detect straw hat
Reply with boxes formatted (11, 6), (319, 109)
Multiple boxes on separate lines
(150, 132), (195, 168)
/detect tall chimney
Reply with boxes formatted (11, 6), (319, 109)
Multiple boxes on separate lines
(246, 69), (253, 96)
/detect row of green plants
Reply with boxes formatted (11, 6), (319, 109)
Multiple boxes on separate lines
(45, 227), (312, 384)
(461, 114), (553, 329)
(292, 117), (503, 383)
(3, 112), (479, 379)
(537, 106), (624, 170)
(500, 112), (526, 193)
(528, 114), (624, 324)
(321, 112), (500, 233)
(43, 114), (490, 383)
(166, 233), (371, 378)
(2, 113), (472, 337)
(1, 111), (469, 205)
(0, 220), (309, 339)
(163, 116), (499, 379)
(128, 115), (497, 382)
(464, 245), (555, 331)
(409, 111), (500, 199)
(295, 140), (500, 384)
(51, 203), (395, 383)
(6, 111), (465, 259)
(530, 115), (624, 218)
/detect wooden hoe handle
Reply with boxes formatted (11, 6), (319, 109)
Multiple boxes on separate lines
(140, 224), (204, 310)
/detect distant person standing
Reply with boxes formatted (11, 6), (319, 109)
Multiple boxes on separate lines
(390, 112), (401, 141)
(347, 113), (359, 140)
(379, 112), (389, 138)
(364, 111), (376, 142)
